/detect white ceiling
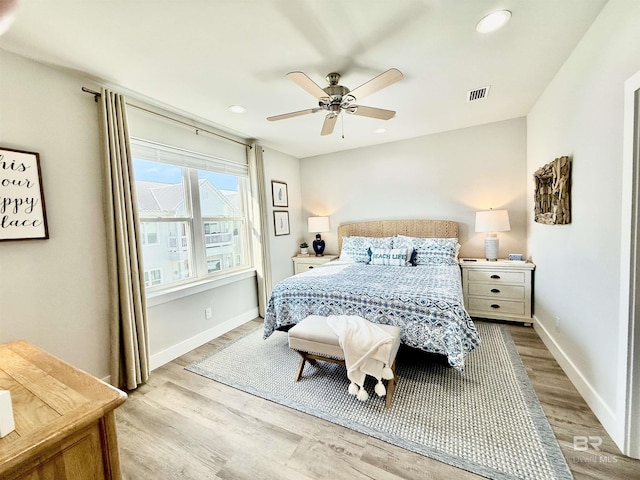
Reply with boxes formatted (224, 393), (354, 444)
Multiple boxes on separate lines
(0, 0), (607, 159)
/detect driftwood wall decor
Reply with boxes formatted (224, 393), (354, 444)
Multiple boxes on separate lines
(534, 156), (571, 224)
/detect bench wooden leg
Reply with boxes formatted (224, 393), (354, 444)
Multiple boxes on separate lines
(294, 350), (344, 381)
(385, 359), (399, 408)
(385, 374), (397, 408)
(294, 349), (398, 407)
(294, 352), (306, 381)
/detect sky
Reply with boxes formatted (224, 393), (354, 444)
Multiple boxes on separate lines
(133, 159), (238, 190)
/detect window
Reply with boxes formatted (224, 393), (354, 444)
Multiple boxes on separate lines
(132, 139), (251, 290)
(141, 222), (159, 245)
(144, 268), (162, 287)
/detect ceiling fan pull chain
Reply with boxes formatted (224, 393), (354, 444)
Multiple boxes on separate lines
(341, 114), (345, 139)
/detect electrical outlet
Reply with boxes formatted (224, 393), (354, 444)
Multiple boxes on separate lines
(555, 316), (560, 331)
(205, 307), (213, 320)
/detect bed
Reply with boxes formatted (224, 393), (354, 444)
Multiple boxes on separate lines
(263, 219), (481, 370)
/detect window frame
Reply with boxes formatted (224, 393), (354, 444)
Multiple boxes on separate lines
(132, 138), (252, 294)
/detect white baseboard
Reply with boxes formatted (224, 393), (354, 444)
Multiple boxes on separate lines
(149, 308), (259, 371)
(533, 316), (619, 439)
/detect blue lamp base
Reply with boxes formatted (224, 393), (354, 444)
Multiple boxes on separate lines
(313, 234), (325, 256)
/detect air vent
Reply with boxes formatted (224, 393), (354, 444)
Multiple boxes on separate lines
(467, 86), (491, 102)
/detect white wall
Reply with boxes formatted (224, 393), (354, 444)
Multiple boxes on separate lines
(147, 273), (258, 369)
(0, 50), (110, 377)
(262, 146), (303, 284)
(0, 50), (261, 377)
(527, 0), (640, 450)
(300, 118), (527, 259)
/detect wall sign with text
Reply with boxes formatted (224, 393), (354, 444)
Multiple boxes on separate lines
(0, 147), (49, 241)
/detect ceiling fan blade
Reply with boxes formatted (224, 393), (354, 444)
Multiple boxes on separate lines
(348, 68), (403, 101)
(287, 71), (328, 100)
(320, 114), (338, 136)
(267, 108), (321, 122)
(348, 105), (396, 120)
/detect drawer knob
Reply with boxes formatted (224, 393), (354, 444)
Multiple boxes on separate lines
(490, 304), (501, 309)
(308, 266), (314, 269)
(490, 288), (501, 293)
(490, 274), (501, 279)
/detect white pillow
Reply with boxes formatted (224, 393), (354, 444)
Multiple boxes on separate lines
(339, 236), (394, 263)
(393, 236), (459, 266)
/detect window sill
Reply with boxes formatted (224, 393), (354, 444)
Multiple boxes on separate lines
(146, 269), (257, 307)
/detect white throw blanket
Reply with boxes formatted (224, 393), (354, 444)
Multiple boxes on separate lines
(326, 315), (395, 402)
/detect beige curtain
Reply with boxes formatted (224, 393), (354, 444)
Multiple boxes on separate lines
(99, 89), (150, 390)
(247, 143), (272, 316)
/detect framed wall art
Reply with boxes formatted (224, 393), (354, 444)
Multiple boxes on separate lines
(0, 147), (49, 241)
(273, 210), (290, 236)
(534, 155), (571, 225)
(271, 180), (288, 207)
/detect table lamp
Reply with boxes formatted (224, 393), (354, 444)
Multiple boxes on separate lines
(308, 216), (330, 256)
(475, 209), (510, 261)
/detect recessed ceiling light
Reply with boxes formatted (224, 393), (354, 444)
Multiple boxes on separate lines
(476, 10), (511, 33)
(228, 105), (247, 113)
(374, 128), (387, 134)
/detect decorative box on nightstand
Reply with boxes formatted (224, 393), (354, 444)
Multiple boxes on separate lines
(292, 254), (339, 275)
(460, 258), (535, 325)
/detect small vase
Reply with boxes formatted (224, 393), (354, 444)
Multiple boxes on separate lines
(313, 236), (325, 256)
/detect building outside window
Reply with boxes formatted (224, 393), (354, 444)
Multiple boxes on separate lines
(144, 268), (162, 287)
(131, 139), (251, 290)
(140, 222), (159, 245)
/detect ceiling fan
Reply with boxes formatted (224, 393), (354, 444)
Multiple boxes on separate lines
(267, 68), (403, 136)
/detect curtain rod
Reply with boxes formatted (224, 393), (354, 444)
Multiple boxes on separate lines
(81, 87), (251, 148)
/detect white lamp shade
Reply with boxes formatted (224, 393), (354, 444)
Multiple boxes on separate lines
(308, 216), (330, 233)
(475, 209), (511, 233)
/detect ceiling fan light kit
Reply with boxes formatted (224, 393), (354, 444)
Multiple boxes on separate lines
(267, 68), (403, 136)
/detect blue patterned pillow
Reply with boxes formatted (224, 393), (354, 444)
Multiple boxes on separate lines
(369, 247), (415, 266)
(393, 236), (459, 265)
(340, 236), (394, 263)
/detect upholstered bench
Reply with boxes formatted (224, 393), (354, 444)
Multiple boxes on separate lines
(288, 315), (401, 407)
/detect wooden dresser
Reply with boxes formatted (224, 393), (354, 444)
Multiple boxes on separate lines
(0, 340), (127, 479)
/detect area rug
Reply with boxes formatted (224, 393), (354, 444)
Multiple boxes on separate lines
(186, 322), (572, 480)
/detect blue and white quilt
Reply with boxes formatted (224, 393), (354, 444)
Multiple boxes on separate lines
(263, 262), (481, 370)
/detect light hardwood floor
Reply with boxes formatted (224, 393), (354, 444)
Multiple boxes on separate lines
(115, 320), (640, 480)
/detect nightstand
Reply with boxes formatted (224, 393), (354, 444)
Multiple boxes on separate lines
(292, 254), (339, 274)
(459, 258), (535, 326)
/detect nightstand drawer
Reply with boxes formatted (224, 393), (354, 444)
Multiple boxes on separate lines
(292, 254), (339, 276)
(468, 270), (525, 284)
(295, 263), (317, 274)
(468, 283), (525, 300)
(468, 298), (525, 316)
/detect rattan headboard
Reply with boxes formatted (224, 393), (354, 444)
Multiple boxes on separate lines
(337, 219), (459, 253)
